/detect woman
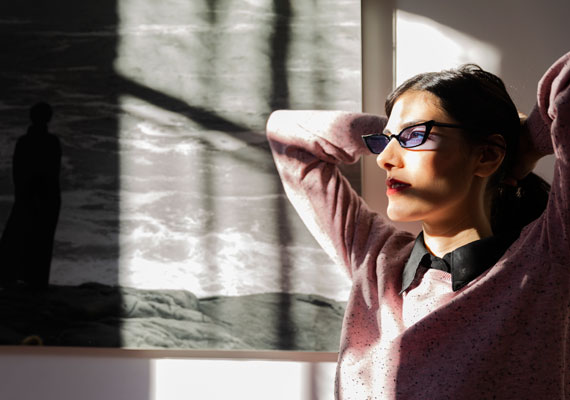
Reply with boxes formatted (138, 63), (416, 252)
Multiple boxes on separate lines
(266, 52), (569, 399)
(0, 102), (62, 289)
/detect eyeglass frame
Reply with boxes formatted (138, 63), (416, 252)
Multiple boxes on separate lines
(361, 120), (468, 154)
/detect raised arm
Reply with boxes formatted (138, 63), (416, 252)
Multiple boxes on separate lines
(523, 52), (570, 243)
(266, 110), (397, 278)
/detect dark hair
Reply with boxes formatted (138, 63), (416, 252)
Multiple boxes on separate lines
(385, 65), (550, 234)
(30, 102), (53, 125)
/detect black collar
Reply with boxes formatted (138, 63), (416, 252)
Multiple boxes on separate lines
(400, 230), (519, 293)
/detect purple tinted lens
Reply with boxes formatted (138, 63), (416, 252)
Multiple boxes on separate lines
(365, 135), (390, 154)
(400, 125), (427, 147)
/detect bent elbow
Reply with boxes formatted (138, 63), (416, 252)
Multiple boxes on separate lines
(266, 110), (288, 139)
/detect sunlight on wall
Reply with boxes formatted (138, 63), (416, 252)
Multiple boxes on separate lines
(110, 0), (358, 352)
(114, 0), (273, 128)
(115, 94), (272, 292)
(110, 0), (359, 302)
(150, 359), (336, 400)
(395, 10), (502, 84)
(287, 2), (361, 111)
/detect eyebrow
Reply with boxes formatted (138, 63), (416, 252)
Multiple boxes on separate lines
(382, 119), (426, 135)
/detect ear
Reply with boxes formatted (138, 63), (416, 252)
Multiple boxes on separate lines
(473, 134), (506, 178)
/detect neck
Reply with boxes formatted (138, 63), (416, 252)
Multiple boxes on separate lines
(422, 209), (493, 258)
(28, 124), (48, 135)
(420, 175), (495, 257)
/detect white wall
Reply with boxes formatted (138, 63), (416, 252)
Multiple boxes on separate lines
(0, 349), (337, 400)
(1, 1), (569, 399)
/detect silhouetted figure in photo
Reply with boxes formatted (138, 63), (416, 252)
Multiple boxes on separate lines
(0, 102), (62, 289)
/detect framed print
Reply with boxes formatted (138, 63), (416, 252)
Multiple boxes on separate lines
(0, 0), (360, 351)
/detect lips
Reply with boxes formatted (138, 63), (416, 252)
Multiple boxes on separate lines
(386, 178), (411, 195)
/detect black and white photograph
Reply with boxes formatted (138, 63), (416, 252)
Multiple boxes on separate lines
(0, 0), (360, 351)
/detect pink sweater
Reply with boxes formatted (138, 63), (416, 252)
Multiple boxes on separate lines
(267, 52), (570, 399)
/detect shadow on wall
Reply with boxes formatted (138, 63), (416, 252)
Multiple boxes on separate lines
(0, 0), (122, 345)
(0, 0), (155, 395)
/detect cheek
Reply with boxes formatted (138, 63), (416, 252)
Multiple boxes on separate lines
(432, 151), (473, 185)
(418, 152), (476, 211)
(386, 152), (471, 220)
(384, 154), (439, 220)
(407, 153), (444, 187)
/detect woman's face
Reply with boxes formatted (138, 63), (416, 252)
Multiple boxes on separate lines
(378, 90), (483, 226)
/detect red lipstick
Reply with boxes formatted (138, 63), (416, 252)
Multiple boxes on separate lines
(386, 178), (411, 195)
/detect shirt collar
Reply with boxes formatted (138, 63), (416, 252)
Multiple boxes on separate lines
(400, 230), (519, 294)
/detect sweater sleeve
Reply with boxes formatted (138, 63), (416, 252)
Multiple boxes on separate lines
(266, 110), (396, 279)
(524, 52), (570, 246)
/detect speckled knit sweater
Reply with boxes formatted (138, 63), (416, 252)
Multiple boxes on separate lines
(267, 52), (570, 399)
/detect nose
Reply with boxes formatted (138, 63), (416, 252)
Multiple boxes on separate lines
(376, 138), (403, 171)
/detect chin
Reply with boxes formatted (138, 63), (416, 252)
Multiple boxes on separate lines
(386, 205), (421, 222)
(387, 215), (418, 223)
(386, 209), (409, 222)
